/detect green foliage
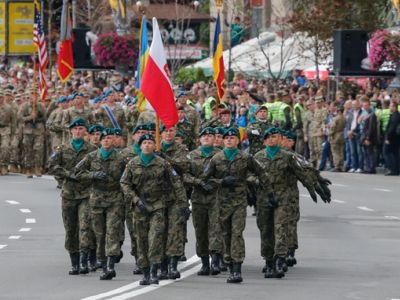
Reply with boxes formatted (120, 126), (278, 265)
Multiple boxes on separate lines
(174, 68), (209, 85)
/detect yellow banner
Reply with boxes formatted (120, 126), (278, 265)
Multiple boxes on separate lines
(0, 2), (5, 54)
(8, 2), (35, 54)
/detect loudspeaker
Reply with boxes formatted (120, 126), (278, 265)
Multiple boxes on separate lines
(333, 30), (369, 75)
(72, 27), (96, 69)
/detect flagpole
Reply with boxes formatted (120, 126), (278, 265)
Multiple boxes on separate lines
(32, 55), (38, 121)
(155, 115), (161, 151)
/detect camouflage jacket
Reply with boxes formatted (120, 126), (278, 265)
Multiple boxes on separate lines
(246, 120), (272, 155)
(329, 114), (345, 144)
(120, 155), (187, 212)
(161, 141), (190, 177)
(62, 107), (94, 131)
(48, 141), (96, 200)
(18, 101), (46, 134)
(46, 107), (64, 133)
(74, 148), (126, 207)
(203, 150), (271, 207)
(94, 105), (126, 135)
(177, 118), (197, 151)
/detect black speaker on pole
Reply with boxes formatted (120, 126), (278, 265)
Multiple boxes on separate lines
(333, 29), (369, 76)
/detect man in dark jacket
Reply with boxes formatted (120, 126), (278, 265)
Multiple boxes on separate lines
(360, 98), (378, 174)
(384, 102), (400, 176)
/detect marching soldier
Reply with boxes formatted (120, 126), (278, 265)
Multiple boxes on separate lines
(88, 124), (104, 148)
(0, 91), (13, 175)
(176, 106), (197, 151)
(247, 106), (272, 155)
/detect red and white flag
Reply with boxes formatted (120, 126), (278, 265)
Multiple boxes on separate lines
(141, 17), (178, 128)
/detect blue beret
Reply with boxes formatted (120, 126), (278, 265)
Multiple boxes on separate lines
(200, 127), (215, 136)
(67, 94), (76, 101)
(223, 127), (239, 138)
(138, 134), (155, 145)
(88, 124), (104, 134)
(103, 89), (114, 98)
(57, 96), (67, 104)
(69, 118), (87, 129)
(263, 127), (280, 139)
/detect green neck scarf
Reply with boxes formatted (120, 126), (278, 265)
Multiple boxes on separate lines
(223, 148), (238, 161)
(265, 146), (281, 160)
(132, 143), (142, 155)
(140, 152), (155, 167)
(200, 146), (214, 158)
(161, 141), (174, 151)
(100, 147), (114, 160)
(71, 138), (84, 152)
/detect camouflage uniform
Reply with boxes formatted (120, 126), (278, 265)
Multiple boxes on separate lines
(47, 106), (65, 150)
(177, 118), (197, 151)
(62, 107), (93, 141)
(94, 105), (126, 136)
(9, 102), (23, 172)
(329, 113), (346, 171)
(124, 106), (140, 146)
(246, 120), (271, 155)
(0, 101), (13, 174)
(309, 107), (328, 168)
(120, 155), (186, 269)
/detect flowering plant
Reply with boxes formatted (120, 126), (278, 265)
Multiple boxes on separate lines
(93, 32), (137, 67)
(368, 29), (400, 70)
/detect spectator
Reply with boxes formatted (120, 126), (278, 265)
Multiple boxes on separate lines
(346, 99), (363, 173)
(383, 102), (400, 176)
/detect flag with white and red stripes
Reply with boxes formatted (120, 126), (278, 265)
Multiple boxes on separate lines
(33, 0), (48, 101)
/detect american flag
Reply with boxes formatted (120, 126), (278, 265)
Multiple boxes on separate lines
(33, 0), (48, 101)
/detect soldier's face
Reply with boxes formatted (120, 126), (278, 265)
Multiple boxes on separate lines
(133, 130), (147, 143)
(287, 139), (295, 149)
(175, 136), (184, 144)
(141, 140), (155, 154)
(71, 126), (87, 139)
(256, 109), (267, 120)
(161, 127), (176, 142)
(114, 136), (125, 148)
(178, 110), (185, 120)
(220, 113), (231, 124)
(200, 134), (215, 147)
(214, 134), (223, 147)
(223, 136), (239, 148)
(265, 134), (280, 147)
(101, 135), (114, 149)
(280, 137), (288, 147)
(90, 132), (102, 144)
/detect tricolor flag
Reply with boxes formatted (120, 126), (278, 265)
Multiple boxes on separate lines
(213, 13), (225, 101)
(136, 17), (150, 112)
(109, 0), (126, 18)
(33, 0), (48, 101)
(141, 17), (178, 128)
(57, 0), (74, 83)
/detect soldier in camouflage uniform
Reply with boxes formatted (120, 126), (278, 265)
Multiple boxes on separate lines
(213, 127), (225, 149)
(47, 96), (67, 150)
(75, 128), (126, 280)
(185, 127), (223, 276)
(9, 93), (24, 173)
(48, 118), (97, 275)
(176, 106), (197, 151)
(203, 127), (272, 284)
(18, 95), (47, 177)
(0, 91), (13, 175)
(88, 124), (104, 148)
(160, 126), (190, 280)
(308, 96), (328, 168)
(329, 105), (346, 172)
(121, 134), (187, 285)
(246, 106), (272, 156)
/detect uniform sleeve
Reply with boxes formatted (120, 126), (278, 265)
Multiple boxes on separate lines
(120, 162), (140, 205)
(288, 154), (313, 189)
(183, 155), (202, 186)
(248, 155), (272, 194)
(47, 147), (70, 178)
(74, 154), (93, 182)
(166, 162), (188, 207)
(294, 107), (303, 130)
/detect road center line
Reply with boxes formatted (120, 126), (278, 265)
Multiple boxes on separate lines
(373, 188), (392, 192)
(5, 200), (20, 205)
(26, 218), (36, 224)
(19, 209), (31, 213)
(19, 228), (32, 232)
(81, 256), (200, 300)
(332, 199), (346, 204)
(8, 236), (21, 240)
(0, 245), (7, 249)
(385, 216), (400, 220)
(332, 183), (348, 187)
(357, 206), (374, 212)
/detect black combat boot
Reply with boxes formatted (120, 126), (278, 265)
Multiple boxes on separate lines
(197, 256), (210, 276)
(282, 258), (288, 272)
(262, 261), (267, 273)
(287, 248), (297, 266)
(133, 256), (143, 275)
(264, 260), (277, 279)
(79, 251), (89, 274)
(168, 256), (180, 280)
(226, 262), (243, 283)
(88, 249), (97, 272)
(100, 256), (117, 280)
(159, 258), (169, 280)
(115, 243), (123, 263)
(150, 264), (160, 284)
(179, 254), (187, 262)
(99, 260), (107, 278)
(69, 252), (80, 275)
(210, 254), (221, 275)
(275, 257), (285, 278)
(139, 267), (150, 286)
(220, 258), (228, 272)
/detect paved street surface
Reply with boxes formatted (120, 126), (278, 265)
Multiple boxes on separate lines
(1, 172), (400, 300)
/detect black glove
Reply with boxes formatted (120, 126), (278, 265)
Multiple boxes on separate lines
(315, 185), (329, 203)
(136, 199), (148, 215)
(268, 193), (279, 208)
(92, 171), (107, 180)
(320, 181), (332, 200)
(319, 177), (332, 185)
(199, 181), (214, 193)
(307, 187), (318, 203)
(181, 207), (191, 220)
(222, 176), (236, 186)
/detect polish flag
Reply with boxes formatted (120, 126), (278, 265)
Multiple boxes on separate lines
(141, 17), (178, 128)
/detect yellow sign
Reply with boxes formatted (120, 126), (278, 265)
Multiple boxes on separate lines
(0, 1), (5, 54)
(8, 2), (35, 54)
(215, 0), (223, 9)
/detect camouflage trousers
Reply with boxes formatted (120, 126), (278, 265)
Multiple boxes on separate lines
(220, 203), (247, 263)
(61, 197), (92, 253)
(91, 204), (123, 259)
(256, 204), (288, 260)
(119, 200), (137, 257)
(192, 201), (223, 257)
(164, 202), (185, 257)
(0, 130), (10, 167)
(134, 208), (165, 268)
(9, 134), (21, 166)
(287, 198), (300, 250)
(295, 130), (305, 156)
(310, 136), (323, 168)
(331, 142), (344, 171)
(22, 133), (45, 169)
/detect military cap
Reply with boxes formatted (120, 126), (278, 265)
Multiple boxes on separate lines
(69, 118), (87, 129)
(112, 128), (122, 136)
(138, 134), (155, 145)
(14, 95), (21, 101)
(255, 105), (268, 114)
(306, 99), (314, 106)
(223, 127), (239, 138)
(176, 90), (186, 98)
(315, 95), (324, 102)
(160, 124), (166, 133)
(67, 93), (76, 101)
(263, 127), (280, 139)
(4, 89), (13, 96)
(219, 108), (231, 115)
(147, 123), (156, 132)
(132, 124), (148, 134)
(0, 90), (4, 96)
(88, 124), (104, 134)
(214, 127), (225, 135)
(100, 128), (114, 139)
(58, 96), (67, 104)
(103, 89), (114, 98)
(287, 131), (297, 140)
(200, 127), (215, 136)
(176, 130), (184, 138)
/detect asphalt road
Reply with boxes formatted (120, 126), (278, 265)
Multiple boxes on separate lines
(0, 172), (400, 300)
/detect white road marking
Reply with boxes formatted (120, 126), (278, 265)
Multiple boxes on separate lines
(332, 183), (348, 187)
(19, 209), (31, 213)
(332, 199), (346, 204)
(373, 188), (392, 192)
(357, 206), (374, 212)
(8, 236), (21, 240)
(19, 228), (31, 232)
(300, 194), (311, 198)
(385, 216), (400, 220)
(40, 175), (55, 181)
(5, 200), (20, 205)
(81, 256), (200, 300)
(26, 218), (36, 224)
(0, 245), (7, 249)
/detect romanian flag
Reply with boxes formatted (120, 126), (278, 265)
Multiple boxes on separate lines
(57, 0), (74, 83)
(213, 13), (225, 101)
(136, 17), (150, 112)
(109, 0), (126, 18)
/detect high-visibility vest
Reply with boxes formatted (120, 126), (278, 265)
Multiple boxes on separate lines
(203, 97), (216, 120)
(380, 108), (391, 132)
(269, 100), (283, 122)
(293, 103), (305, 123)
(277, 102), (291, 122)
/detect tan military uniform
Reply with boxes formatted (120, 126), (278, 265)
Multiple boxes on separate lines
(329, 113), (346, 171)
(0, 102), (13, 174)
